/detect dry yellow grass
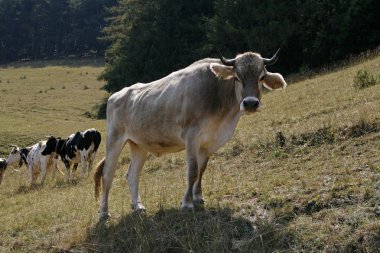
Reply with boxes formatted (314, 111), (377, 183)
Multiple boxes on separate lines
(0, 55), (379, 252)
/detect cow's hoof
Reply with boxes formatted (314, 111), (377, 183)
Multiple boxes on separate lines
(181, 202), (194, 213)
(193, 198), (205, 210)
(98, 212), (111, 223)
(193, 198), (205, 205)
(132, 203), (146, 213)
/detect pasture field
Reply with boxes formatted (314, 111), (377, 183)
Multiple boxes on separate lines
(0, 55), (380, 252)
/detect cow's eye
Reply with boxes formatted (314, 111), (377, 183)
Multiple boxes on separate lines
(259, 75), (266, 81)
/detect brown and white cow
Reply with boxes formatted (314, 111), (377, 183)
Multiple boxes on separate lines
(94, 49), (287, 221)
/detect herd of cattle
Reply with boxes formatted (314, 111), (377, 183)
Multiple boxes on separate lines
(0, 128), (101, 185)
(1, 49), (287, 221)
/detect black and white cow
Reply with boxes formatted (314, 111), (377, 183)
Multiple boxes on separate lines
(0, 158), (7, 185)
(6, 142), (60, 185)
(41, 128), (101, 180)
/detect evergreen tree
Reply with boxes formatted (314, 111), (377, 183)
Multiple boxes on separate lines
(0, 0), (117, 63)
(99, 0), (213, 92)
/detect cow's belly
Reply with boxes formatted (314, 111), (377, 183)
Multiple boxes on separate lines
(66, 144), (95, 164)
(66, 154), (79, 164)
(130, 134), (185, 156)
(139, 142), (185, 156)
(66, 150), (83, 163)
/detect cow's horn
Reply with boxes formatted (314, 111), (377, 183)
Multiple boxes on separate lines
(263, 48), (281, 66)
(217, 50), (235, 66)
(9, 144), (18, 148)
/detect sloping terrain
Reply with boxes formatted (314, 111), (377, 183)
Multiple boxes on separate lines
(0, 56), (379, 252)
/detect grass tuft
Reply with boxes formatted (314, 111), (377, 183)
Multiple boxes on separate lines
(353, 69), (378, 89)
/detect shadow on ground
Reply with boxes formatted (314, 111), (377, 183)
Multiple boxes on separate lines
(72, 208), (291, 253)
(9, 178), (81, 196)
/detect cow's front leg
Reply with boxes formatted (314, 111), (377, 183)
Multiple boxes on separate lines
(181, 138), (200, 211)
(192, 152), (209, 207)
(126, 142), (147, 212)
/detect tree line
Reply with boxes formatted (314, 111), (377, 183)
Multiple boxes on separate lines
(0, 0), (116, 63)
(1, 0), (379, 94)
(99, 0), (380, 93)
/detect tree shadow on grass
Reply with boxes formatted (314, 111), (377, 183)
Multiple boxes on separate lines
(74, 208), (292, 253)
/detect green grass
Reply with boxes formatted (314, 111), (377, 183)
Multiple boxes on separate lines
(0, 55), (380, 252)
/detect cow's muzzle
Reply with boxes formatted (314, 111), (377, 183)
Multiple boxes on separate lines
(241, 97), (260, 113)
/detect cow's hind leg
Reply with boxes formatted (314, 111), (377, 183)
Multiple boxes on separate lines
(126, 141), (147, 212)
(98, 129), (126, 221)
(192, 152), (209, 207)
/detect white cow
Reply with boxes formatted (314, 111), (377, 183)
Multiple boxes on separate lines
(94, 49), (287, 221)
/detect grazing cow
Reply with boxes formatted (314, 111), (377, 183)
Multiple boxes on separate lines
(41, 128), (101, 180)
(0, 158), (7, 185)
(6, 142), (60, 184)
(94, 49), (287, 221)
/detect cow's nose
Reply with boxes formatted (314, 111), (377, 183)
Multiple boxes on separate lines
(242, 97), (260, 111)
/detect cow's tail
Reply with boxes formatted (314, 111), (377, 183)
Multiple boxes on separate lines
(94, 157), (105, 200)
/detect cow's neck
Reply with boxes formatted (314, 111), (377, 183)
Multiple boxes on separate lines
(203, 80), (243, 154)
(217, 79), (241, 117)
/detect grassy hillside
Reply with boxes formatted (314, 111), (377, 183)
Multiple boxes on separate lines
(0, 58), (107, 153)
(0, 56), (379, 252)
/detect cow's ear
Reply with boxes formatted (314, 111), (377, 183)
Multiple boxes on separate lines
(210, 63), (234, 80)
(262, 71), (287, 90)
